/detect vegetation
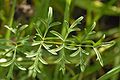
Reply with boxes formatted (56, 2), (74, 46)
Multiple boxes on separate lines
(0, 0), (120, 80)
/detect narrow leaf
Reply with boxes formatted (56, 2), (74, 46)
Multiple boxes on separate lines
(98, 65), (120, 80)
(1, 49), (16, 67)
(39, 54), (48, 64)
(86, 22), (96, 34)
(82, 49), (89, 55)
(93, 47), (103, 66)
(65, 46), (77, 50)
(19, 24), (28, 31)
(70, 49), (80, 57)
(35, 66), (41, 73)
(49, 44), (64, 52)
(69, 28), (81, 33)
(4, 25), (16, 33)
(25, 51), (37, 58)
(32, 41), (40, 46)
(42, 43), (52, 50)
(35, 21), (43, 38)
(48, 49), (57, 55)
(48, 7), (53, 23)
(70, 16), (84, 28)
(1, 59), (13, 67)
(3, 48), (14, 55)
(54, 57), (62, 63)
(49, 22), (61, 28)
(29, 65), (34, 70)
(50, 30), (63, 41)
(79, 50), (85, 72)
(15, 63), (26, 70)
(94, 34), (105, 47)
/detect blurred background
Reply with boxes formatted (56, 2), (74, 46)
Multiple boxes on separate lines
(0, 0), (120, 80)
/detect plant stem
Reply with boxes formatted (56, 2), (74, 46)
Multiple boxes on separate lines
(5, 0), (16, 41)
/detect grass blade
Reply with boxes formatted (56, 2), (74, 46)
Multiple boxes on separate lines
(98, 65), (120, 80)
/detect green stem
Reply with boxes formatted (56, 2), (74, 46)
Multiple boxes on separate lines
(5, 0), (16, 41)
(62, 0), (72, 38)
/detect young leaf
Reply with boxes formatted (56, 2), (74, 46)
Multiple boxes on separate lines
(0, 60), (14, 67)
(59, 62), (66, 74)
(49, 22), (61, 28)
(35, 21), (43, 38)
(70, 48), (80, 57)
(49, 44), (64, 52)
(79, 50), (85, 72)
(86, 22), (96, 34)
(70, 16), (84, 28)
(54, 56), (63, 63)
(29, 65), (34, 70)
(39, 54), (48, 64)
(25, 51), (37, 58)
(80, 64), (85, 72)
(32, 41), (40, 46)
(93, 34), (105, 47)
(69, 28), (81, 33)
(101, 41), (115, 47)
(81, 22), (96, 42)
(48, 49), (58, 55)
(82, 49), (89, 55)
(42, 43), (57, 55)
(50, 30), (63, 41)
(65, 46), (77, 50)
(35, 66), (41, 73)
(19, 24), (28, 31)
(15, 63), (26, 70)
(42, 43), (52, 50)
(40, 19), (48, 28)
(26, 53), (37, 58)
(93, 47), (103, 66)
(1, 49), (16, 67)
(4, 25), (16, 33)
(48, 7), (53, 23)
(3, 48), (14, 55)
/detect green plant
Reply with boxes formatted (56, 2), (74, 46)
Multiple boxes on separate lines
(0, 5), (114, 80)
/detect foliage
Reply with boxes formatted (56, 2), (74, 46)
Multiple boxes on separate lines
(0, 0), (119, 80)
